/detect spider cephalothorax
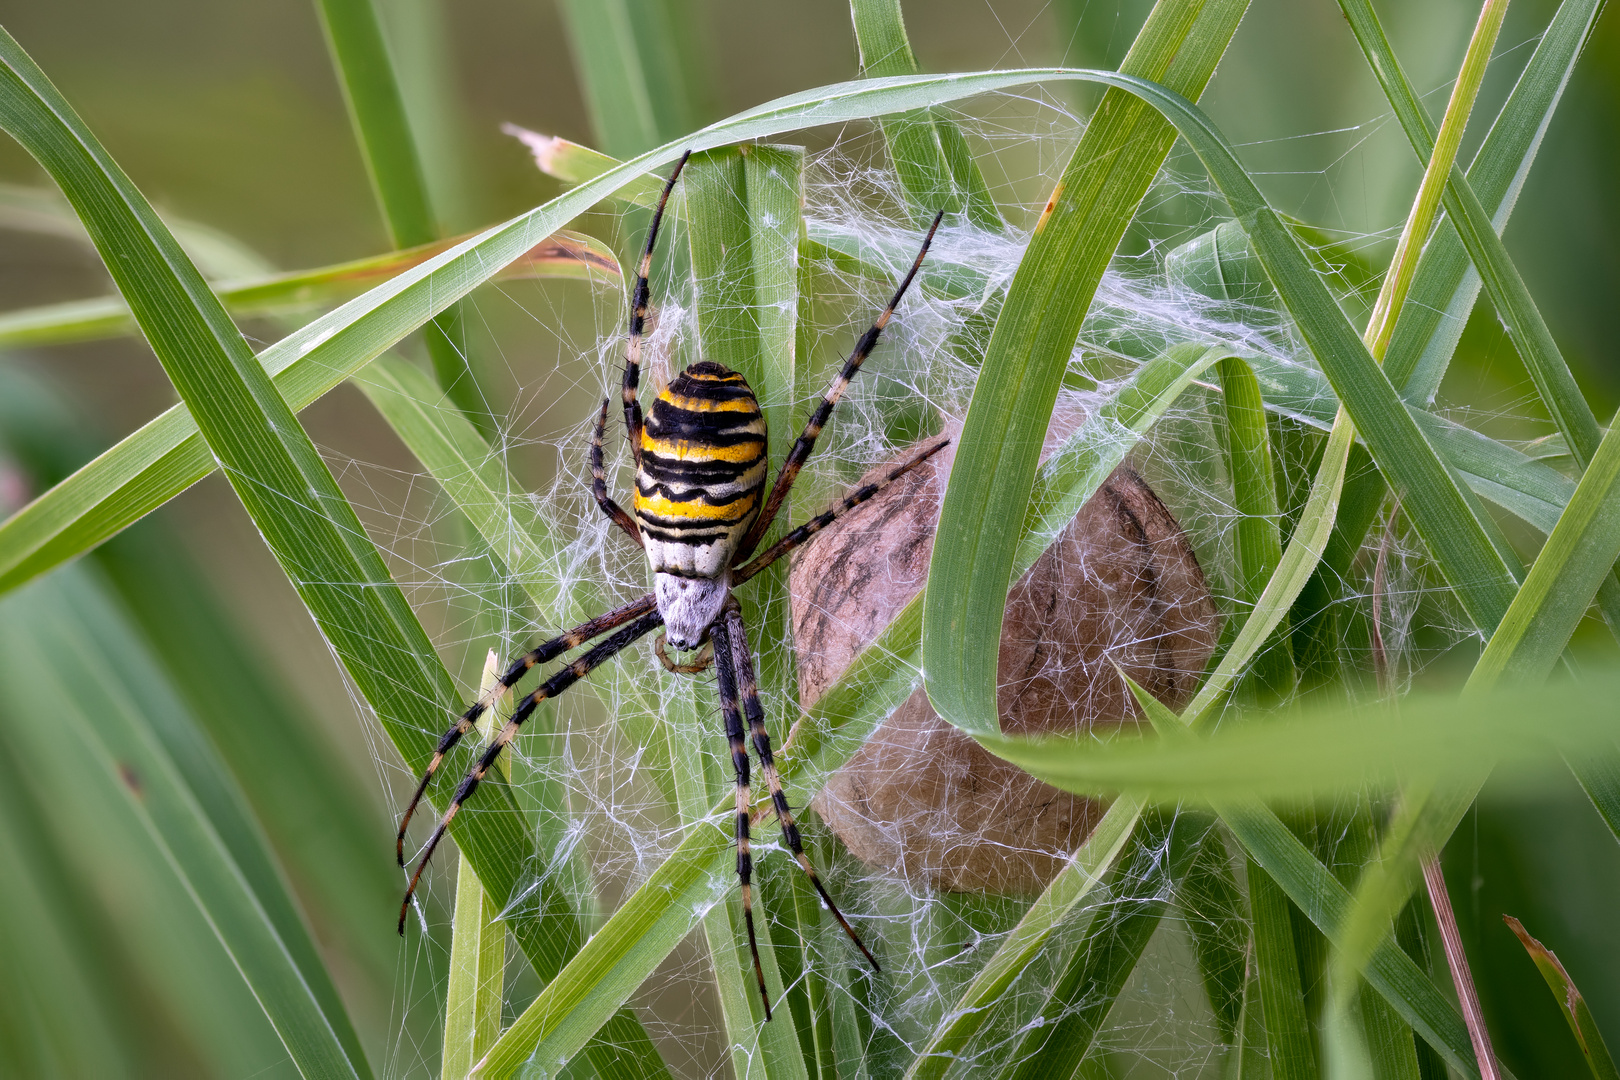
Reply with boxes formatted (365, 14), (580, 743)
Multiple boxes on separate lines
(395, 150), (943, 1020)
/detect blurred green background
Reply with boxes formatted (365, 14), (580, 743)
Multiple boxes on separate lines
(0, 1), (1616, 1076)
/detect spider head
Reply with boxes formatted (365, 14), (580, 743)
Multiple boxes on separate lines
(654, 571), (731, 651)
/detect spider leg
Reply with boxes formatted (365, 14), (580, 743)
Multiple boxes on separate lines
(591, 397), (643, 544)
(623, 149), (692, 469)
(711, 601), (772, 1020)
(395, 593), (657, 866)
(734, 435), (950, 586)
(400, 608), (664, 932)
(713, 605), (881, 978)
(735, 211), (943, 561)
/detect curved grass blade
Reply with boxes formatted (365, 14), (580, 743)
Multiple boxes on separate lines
(3, 64), (1273, 597)
(1505, 916), (1620, 1080)
(0, 228), (618, 348)
(849, 0), (1001, 230)
(923, 0), (1247, 736)
(0, 20), (567, 1051)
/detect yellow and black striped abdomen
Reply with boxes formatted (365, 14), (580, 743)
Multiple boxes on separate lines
(635, 361), (768, 578)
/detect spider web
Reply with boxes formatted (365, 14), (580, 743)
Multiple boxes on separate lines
(329, 84), (1506, 1079)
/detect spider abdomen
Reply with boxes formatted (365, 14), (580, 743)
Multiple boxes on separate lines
(634, 361), (768, 579)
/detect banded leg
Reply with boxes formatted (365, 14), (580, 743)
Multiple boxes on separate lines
(711, 602), (771, 1020)
(715, 606), (881, 977)
(591, 397), (642, 544)
(734, 436), (950, 587)
(395, 593), (657, 866)
(400, 609), (664, 932)
(735, 211), (944, 561)
(622, 150), (692, 468)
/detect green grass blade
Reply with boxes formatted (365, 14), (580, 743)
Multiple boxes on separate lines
(0, 29), (385, 1079)
(1216, 355), (1294, 703)
(923, 0), (1247, 736)
(1251, 862), (1319, 1080)
(1177, 826), (1248, 1046)
(555, 0), (705, 160)
(314, 0), (485, 429)
(442, 654), (510, 1080)
(979, 678), (1617, 801)
(673, 146), (809, 1077)
(1505, 916), (1620, 1080)
(1472, 411), (1620, 687)
(1002, 810), (1203, 1080)
(1382, 0), (1604, 403)
(905, 797), (1146, 1080)
(849, 0), (1001, 230)
(0, 228), (619, 348)
(1338, 0), (1603, 472)
(313, 0), (434, 246)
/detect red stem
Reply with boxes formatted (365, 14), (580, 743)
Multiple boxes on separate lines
(1423, 857), (1501, 1080)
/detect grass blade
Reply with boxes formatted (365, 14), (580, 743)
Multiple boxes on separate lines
(1251, 862), (1319, 1080)
(1216, 355), (1293, 703)
(1381, 0), (1604, 403)
(924, 0), (1248, 735)
(1338, 0), (1603, 472)
(314, 0), (434, 246)
(0, 229), (618, 349)
(849, 0), (1001, 230)
(555, 0), (706, 160)
(1504, 916), (1620, 1080)
(315, 0), (484, 429)
(0, 29), (387, 1079)
(1002, 810), (1204, 1080)
(442, 653), (510, 1080)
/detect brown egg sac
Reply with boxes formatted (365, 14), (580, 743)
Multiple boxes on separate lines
(789, 432), (1218, 894)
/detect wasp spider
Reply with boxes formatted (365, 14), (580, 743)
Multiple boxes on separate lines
(396, 150), (944, 1019)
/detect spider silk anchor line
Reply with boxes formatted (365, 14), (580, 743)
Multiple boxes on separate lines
(396, 149), (946, 1021)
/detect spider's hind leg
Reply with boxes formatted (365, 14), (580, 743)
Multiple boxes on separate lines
(713, 605), (881, 977)
(399, 608), (664, 933)
(395, 593), (657, 866)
